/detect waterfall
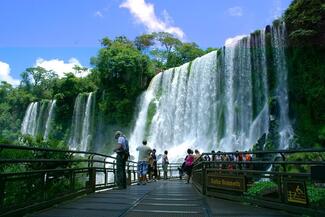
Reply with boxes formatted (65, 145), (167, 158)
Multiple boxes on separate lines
(80, 92), (94, 152)
(69, 92), (95, 151)
(44, 100), (56, 140)
(249, 30), (269, 147)
(130, 24), (292, 160)
(271, 22), (294, 149)
(129, 74), (162, 153)
(21, 102), (39, 136)
(21, 100), (56, 138)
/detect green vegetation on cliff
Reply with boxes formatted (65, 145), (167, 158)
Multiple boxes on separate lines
(284, 0), (325, 148)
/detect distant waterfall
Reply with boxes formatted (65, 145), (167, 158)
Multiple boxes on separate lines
(44, 100), (56, 140)
(21, 100), (56, 139)
(21, 102), (39, 136)
(69, 92), (95, 151)
(130, 23), (293, 160)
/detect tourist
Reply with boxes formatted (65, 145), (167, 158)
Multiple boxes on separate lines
(113, 131), (128, 189)
(147, 154), (153, 181)
(244, 151), (252, 169)
(184, 149), (194, 183)
(194, 149), (201, 162)
(136, 140), (152, 185)
(178, 163), (184, 180)
(227, 154), (234, 171)
(221, 153), (228, 169)
(216, 151), (222, 170)
(211, 150), (216, 161)
(235, 151), (243, 170)
(162, 150), (169, 180)
(151, 149), (158, 181)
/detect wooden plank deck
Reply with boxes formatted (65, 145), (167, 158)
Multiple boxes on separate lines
(30, 180), (296, 217)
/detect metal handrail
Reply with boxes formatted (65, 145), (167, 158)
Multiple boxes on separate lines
(1, 145), (324, 216)
(0, 144), (138, 217)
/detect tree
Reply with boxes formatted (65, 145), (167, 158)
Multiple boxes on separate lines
(168, 42), (206, 67)
(135, 32), (207, 70)
(20, 66), (58, 99)
(91, 36), (154, 125)
(134, 33), (155, 51)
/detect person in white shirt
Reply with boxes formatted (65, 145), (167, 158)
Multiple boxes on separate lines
(136, 140), (152, 185)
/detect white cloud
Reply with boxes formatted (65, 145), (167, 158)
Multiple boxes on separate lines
(35, 58), (90, 78)
(120, 0), (185, 40)
(162, 9), (173, 25)
(227, 6), (243, 17)
(0, 61), (20, 86)
(94, 11), (103, 18)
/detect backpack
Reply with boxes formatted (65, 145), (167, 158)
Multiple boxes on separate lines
(123, 136), (129, 152)
(123, 136), (130, 161)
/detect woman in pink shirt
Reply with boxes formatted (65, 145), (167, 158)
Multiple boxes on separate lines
(184, 149), (194, 183)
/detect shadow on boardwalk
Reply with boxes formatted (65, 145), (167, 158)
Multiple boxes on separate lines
(31, 180), (296, 217)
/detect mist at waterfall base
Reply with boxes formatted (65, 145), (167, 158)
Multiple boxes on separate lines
(129, 23), (293, 161)
(20, 23), (293, 162)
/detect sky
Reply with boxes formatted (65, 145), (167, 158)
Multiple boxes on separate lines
(0, 0), (292, 85)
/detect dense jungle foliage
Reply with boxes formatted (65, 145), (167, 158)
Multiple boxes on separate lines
(284, 0), (325, 148)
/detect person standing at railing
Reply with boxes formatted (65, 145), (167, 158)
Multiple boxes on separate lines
(113, 131), (128, 189)
(235, 151), (243, 170)
(194, 149), (201, 162)
(136, 140), (152, 185)
(244, 151), (252, 169)
(162, 150), (169, 180)
(151, 149), (158, 181)
(184, 149), (194, 183)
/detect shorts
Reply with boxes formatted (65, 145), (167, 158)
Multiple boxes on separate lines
(137, 161), (148, 176)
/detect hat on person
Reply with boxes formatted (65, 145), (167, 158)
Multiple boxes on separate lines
(115, 131), (122, 139)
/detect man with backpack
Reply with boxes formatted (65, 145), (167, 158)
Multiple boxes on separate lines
(114, 131), (129, 189)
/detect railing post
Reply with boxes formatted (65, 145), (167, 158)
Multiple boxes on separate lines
(88, 167), (96, 193)
(0, 176), (5, 208)
(87, 154), (96, 193)
(169, 164), (171, 179)
(104, 157), (108, 187)
(70, 170), (75, 192)
(113, 160), (116, 185)
(202, 162), (207, 195)
(127, 162), (131, 185)
(43, 172), (48, 201)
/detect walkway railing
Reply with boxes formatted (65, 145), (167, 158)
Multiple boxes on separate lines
(0, 144), (138, 217)
(192, 149), (325, 215)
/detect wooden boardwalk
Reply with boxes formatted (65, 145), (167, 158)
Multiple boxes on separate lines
(30, 180), (296, 217)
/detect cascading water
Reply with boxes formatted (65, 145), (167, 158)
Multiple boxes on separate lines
(44, 100), (56, 140)
(130, 23), (293, 160)
(21, 102), (39, 136)
(271, 22), (294, 149)
(129, 74), (162, 151)
(69, 92), (95, 151)
(21, 100), (56, 139)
